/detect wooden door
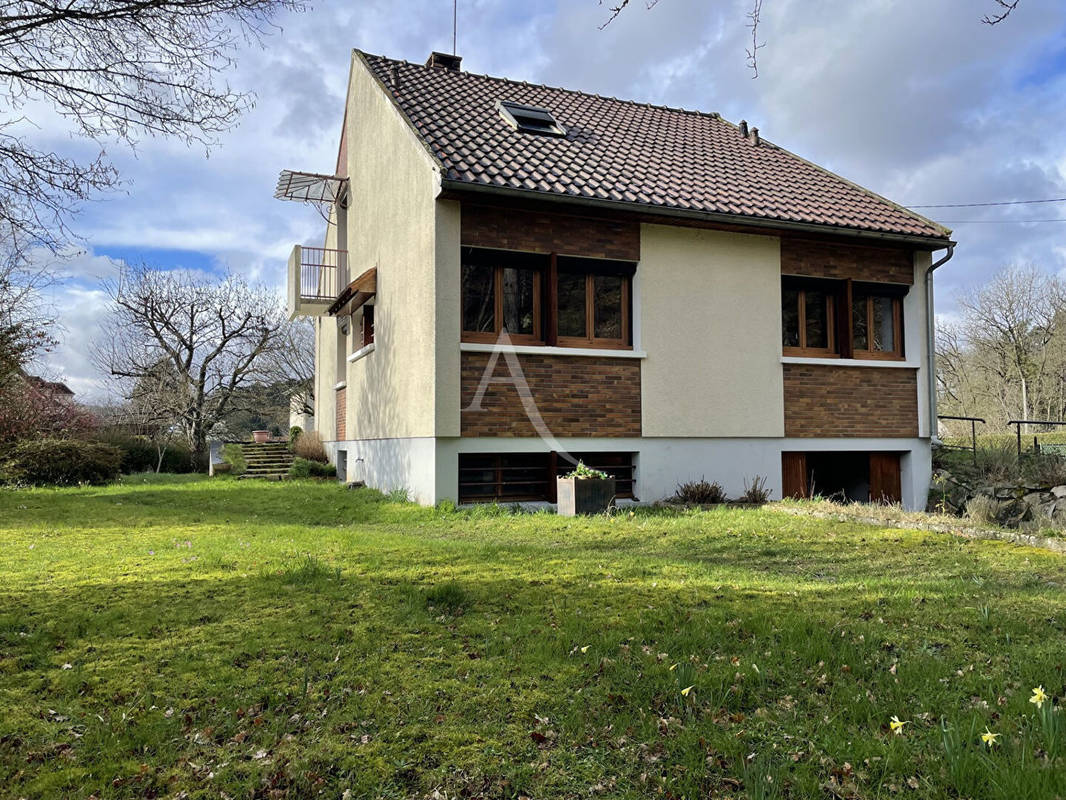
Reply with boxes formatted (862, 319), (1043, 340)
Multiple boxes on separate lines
(781, 452), (808, 499)
(869, 452), (901, 504)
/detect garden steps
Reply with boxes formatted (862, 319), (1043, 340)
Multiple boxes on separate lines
(237, 442), (294, 480)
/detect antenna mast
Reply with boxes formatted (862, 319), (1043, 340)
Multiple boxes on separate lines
(452, 0), (457, 54)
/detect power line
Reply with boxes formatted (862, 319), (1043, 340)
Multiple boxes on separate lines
(908, 197), (1066, 209)
(937, 218), (1066, 224)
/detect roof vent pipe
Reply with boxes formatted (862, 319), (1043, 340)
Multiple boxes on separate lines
(751, 127), (760, 146)
(738, 119), (749, 137)
(389, 65), (400, 89)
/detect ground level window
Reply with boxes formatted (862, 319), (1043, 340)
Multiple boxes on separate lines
(458, 451), (636, 504)
(782, 451), (901, 504)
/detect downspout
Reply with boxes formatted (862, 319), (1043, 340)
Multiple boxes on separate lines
(925, 244), (955, 443)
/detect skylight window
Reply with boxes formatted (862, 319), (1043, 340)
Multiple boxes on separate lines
(498, 100), (566, 137)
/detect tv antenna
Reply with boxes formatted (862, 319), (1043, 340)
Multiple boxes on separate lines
(452, 0), (457, 55)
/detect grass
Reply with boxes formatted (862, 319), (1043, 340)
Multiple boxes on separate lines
(1, 475), (1065, 798)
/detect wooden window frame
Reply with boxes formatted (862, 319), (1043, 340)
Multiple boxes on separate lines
(461, 247), (635, 350)
(851, 292), (904, 360)
(461, 262), (543, 345)
(555, 272), (631, 350)
(783, 277), (906, 360)
(782, 284), (838, 357)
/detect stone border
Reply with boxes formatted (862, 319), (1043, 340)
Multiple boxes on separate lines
(769, 503), (1066, 555)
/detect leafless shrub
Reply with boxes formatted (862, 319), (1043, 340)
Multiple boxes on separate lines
(966, 494), (999, 526)
(740, 475), (770, 504)
(675, 478), (727, 504)
(293, 430), (327, 463)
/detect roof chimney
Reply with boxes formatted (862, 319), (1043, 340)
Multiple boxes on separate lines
(738, 119), (749, 138)
(751, 127), (760, 146)
(426, 51), (462, 71)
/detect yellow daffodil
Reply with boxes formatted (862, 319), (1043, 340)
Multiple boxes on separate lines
(580, 645), (590, 654)
(981, 727), (1000, 748)
(889, 716), (908, 735)
(681, 685), (695, 697)
(1031, 686), (1049, 710)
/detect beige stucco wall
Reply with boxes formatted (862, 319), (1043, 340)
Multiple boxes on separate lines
(434, 199), (462, 436)
(639, 224), (784, 437)
(312, 53), (444, 442)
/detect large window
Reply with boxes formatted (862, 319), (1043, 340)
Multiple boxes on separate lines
(461, 249), (544, 343)
(782, 277), (905, 360)
(461, 248), (634, 349)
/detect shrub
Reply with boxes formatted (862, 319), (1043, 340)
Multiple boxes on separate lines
(293, 430), (327, 463)
(740, 475), (770, 504)
(95, 433), (195, 474)
(1, 439), (122, 486)
(288, 426), (302, 448)
(965, 494), (999, 526)
(674, 478), (727, 504)
(288, 457), (336, 479)
(221, 443), (246, 476)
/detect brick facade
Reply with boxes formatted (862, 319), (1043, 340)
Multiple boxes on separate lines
(783, 363), (919, 437)
(460, 352), (641, 437)
(335, 387), (346, 440)
(461, 203), (640, 261)
(781, 237), (914, 284)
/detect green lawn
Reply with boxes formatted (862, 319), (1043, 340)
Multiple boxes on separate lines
(2, 476), (1065, 799)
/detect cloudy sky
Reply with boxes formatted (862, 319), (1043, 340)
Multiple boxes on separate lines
(29, 0), (1066, 398)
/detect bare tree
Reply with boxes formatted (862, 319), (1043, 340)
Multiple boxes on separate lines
(262, 318), (315, 417)
(0, 247), (56, 385)
(93, 265), (286, 466)
(601, 1), (1025, 76)
(953, 266), (1065, 430)
(0, 0), (302, 269)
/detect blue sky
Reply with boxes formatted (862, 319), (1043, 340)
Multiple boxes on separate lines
(28, 0), (1066, 398)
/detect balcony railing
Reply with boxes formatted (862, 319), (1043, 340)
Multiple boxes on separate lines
(287, 245), (348, 318)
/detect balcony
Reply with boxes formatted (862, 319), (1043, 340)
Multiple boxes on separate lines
(287, 245), (347, 318)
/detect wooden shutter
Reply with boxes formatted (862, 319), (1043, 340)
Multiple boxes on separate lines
(781, 452), (808, 499)
(869, 452), (901, 504)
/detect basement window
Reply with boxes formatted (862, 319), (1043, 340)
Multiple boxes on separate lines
(498, 100), (566, 137)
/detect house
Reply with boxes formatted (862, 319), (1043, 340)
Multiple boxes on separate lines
(277, 50), (954, 509)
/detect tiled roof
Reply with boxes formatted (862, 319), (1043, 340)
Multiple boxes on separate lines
(358, 52), (950, 243)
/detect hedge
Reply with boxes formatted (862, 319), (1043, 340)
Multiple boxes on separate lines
(95, 434), (196, 474)
(1, 439), (122, 486)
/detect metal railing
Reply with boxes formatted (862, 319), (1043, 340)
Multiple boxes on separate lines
(1006, 419), (1066, 459)
(295, 246), (346, 300)
(937, 415), (986, 466)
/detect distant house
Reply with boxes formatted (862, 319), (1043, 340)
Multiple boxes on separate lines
(277, 50), (954, 509)
(22, 374), (74, 402)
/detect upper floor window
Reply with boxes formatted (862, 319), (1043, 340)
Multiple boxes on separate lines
(557, 257), (631, 348)
(461, 248), (634, 349)
(782, 276), (905, 360)
(852, 286), (903, 358)
(782, 279), (836, 355)
(461, 248), (545, 344)
(361, 304), (375, 347)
